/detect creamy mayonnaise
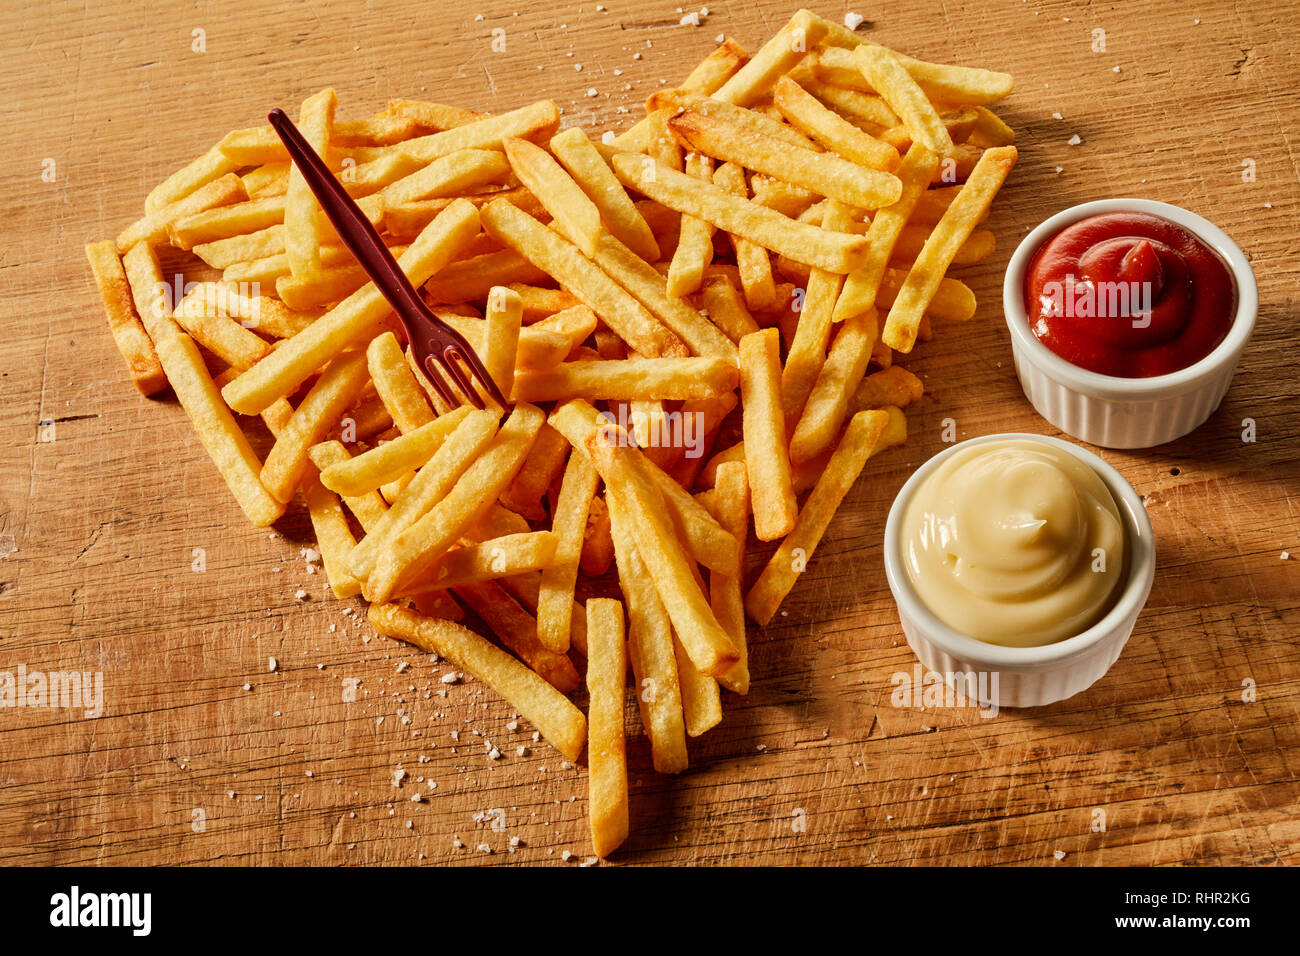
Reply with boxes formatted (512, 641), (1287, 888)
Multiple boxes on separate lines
(901, 439), (1126, 646)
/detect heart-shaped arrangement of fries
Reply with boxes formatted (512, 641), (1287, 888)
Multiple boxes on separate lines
(86, 9), (1016, 857)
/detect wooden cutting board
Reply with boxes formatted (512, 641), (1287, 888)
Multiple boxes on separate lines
(1, 0), (1296, 866)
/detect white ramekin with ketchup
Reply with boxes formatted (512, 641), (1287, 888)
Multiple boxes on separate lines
(883, 434), (1155, 708)
(1003, 198), (1257, 448)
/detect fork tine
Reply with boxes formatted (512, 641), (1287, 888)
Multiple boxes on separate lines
(437, 324), (509, 409)
(440, 348), (486, 410)
(420, 356), (458, 410)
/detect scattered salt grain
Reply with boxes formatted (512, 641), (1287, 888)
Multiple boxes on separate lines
(1067, 134), (1082, 146)
(844, 12), (864, 30)
(268, 656), (278, 672)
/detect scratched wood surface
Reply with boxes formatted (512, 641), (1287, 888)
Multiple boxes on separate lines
(0, 0), (1296, 867)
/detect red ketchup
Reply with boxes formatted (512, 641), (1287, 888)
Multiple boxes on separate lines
(1023, 212), (1237, 377)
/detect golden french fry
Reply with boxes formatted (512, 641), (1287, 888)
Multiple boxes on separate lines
(848, 365), (925, 414)
(284, 88), (338, 278)
(146, 141), (242, 213)
(673, 635), (722, 737)
(396, 100), (561, 163)
(709, 461), (750, 694)
(611, 153), (869, 274)
(367, 403), (544, 602)
(308, 440), (390, 531)
(738, 328), (796, 541)
(223, 199), (480, 415)
(261, 348), (372, 503)
(833, 142), (941, 322)
(667, 108), (902, 210)
(349, 408), (501, 579)
(366, 331), (437, 433)
(387, 98), (489, 130)
(121, 243), (284, 527)
(513, 356), (738, 403)
(503, 136), (605, 257)
(968, 106), (1016, 148)
(613, 37), (749, 149)
(586, 598), (630, 857)
(117, 173), (248, 252)
(782, 201), (852, 423)
(712, 9), (827, 105)
(454, 580), (580, 693)
(423, 248), (549, 304)
(169, 196), (285, 250)
(501, 421), (570, 524)
(711, 162), (778, 312)
(369, 603), (586, 761)
(317, 406), (471, 496)
(893, 224), (995, 267)
(384, 187), (546, 241)
(666, 151), (716, 299)
(854, 46), (953, 157)
(405, 531), (557, 591)
(699, 273), (761, 344)
(173, 302), (272, 370)
(536, 449), (598, 653)
(882, 145), (1016, 351)
(588, 231), (736, 359)
(480, 199), (688, 359)
(789, 308), (878, 465)
(302, 467), (362, 598)
(587, 434), (738, 677)
(647, 90), (819, 150)
(550, 126), (661, 262)
(747, 410), (890, 624)
(772, 76), (900, 172)
(380, 147), (511, 206)
(482, 286), (523, 401)
(862, 43), (1014, 105)
(85, 241), (167, 396)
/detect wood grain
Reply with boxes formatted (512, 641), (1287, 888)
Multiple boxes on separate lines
(1, 0), (1296, 866)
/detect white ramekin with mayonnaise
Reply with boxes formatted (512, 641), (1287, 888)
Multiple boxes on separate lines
(883, 433), (1155, 708)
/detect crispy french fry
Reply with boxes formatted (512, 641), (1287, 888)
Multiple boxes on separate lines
(699, 273), (761, 343)
(709, 461), (750, 694)
(349, 408), (501, 579)
(405, 531), (556, 591)
(284, 88), (338, 278)
(454, 580), (580, 693)
(367, 404), (544, 602)
(169, 196), (285, 250)
(647, 90), (819, 150)
(738, 328), (796, 541)
(588, 231), (736, 359)
(747, 409), (891, 624)
(117, 173), (248, 252)
(261, 348), (372, 503)
(173, 302), (272, 371)
(481, 199), (687, 359)
(501, 422), (569, 521)
(667, 109), (902, 210)
(550, 126), (660, 262)
(712, 9), (827, 106)
(773, 76), (900, 171)
(146, 141), (242, 213)
(223, 199), (480, 415)
(848, 365), (925, 414)
(380, 147), (511, 206)
(369, 603), (586, 760)
(789, 308), (878, 465)
(423, 248), (549, 304)
(606, 488), (689, 773)
(585, 598), (629, 857)
(302, 467), (362, 598)
(882, 145), (1016, 351)
(968, 106), (1016, 148)
(366, 331), (437, 434)
(893, 224), (995, 267)
(503, 136), (605, 257)
(860, 43), (1014, 105)
(614, 37), (749, 149)
(387, 98), (489, 130)
(782, 201), (852, 423)
(612, 154), (868, 274)
(482, 286), (523, 401)
(317, 406), (471, 496)
(854, 47), (953, 157)
(397, 100), (560, 163)
(587, 435), (738, 677)
(673, 635), (722, 737)
(580, 494), (615, 577)
(308, 440), (390, 531)
(513, 356), (738, 403)
(121, 243), (284, 526)
(666, 151), (716, 299)
(833, 143), (941, 321)
(711, 162), (778, 312)
(536, 449), (599, 653)
(85, 241), (167, 396)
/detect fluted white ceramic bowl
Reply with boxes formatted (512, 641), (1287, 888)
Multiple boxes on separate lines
(1003, 198), (1257, 449)
(883, 433), (1155, 709)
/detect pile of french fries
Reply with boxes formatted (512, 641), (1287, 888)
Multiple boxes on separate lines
(86, 9), (1016, 857)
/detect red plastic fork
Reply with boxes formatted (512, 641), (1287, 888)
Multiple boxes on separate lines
(267, 108), (507, 411)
